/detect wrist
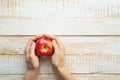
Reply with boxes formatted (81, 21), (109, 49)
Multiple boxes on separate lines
(27, 67), (40, 76)
(24, 70), (39, 80)
(56, 66), (66, 73)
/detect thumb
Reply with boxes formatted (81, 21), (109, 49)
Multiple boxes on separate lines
(30, 42), (36, 55)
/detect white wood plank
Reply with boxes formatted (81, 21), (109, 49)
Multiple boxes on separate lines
(0, 74), (120, 80)
(0, 0), (120, 18)
(0, 36), (120, 55)
(0, 18), (120, 35)
(0, 74), (55, 80)
(0, 37), (120, 74)
(0, 54), (120, 74)
(74, 74), (120, 80)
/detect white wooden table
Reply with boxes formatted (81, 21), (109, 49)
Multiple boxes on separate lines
(0, 0), (120, 80)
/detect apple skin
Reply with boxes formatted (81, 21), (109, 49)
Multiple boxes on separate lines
(35, 36), (53, 56)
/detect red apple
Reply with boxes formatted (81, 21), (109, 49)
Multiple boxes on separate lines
(35, 36), (53, 56)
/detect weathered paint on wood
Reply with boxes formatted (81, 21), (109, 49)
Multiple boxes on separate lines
(0, 36), (120, 74)
(0, 74), (120, 80)
(0, 0), (120, 18)
(0, 18), (120, 35)
(0, 0), (120, 80)
(0, 36), (120, 55)
(0, 54), (120, 74)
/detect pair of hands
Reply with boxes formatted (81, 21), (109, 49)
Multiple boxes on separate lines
(25, 34), (65, 74)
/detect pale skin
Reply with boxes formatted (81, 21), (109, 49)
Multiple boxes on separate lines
(23, 34), (76, 80)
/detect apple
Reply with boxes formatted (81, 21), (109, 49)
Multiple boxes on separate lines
(35, 36), (53, 56)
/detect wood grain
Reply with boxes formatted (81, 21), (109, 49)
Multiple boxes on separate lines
(0, 36), (120, 55)
(0, 53), (120, 74)
(0, 0), (120, 79)
(0, 74), (120, 80)
(0, 37), (120, 74)
(0, 0), (120, 18)
(0, 18), (120, 35)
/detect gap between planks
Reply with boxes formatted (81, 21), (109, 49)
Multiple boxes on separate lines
(0, 35), (120, 37)
(0, 73), (120, 75)
(0, 74), (120, 80)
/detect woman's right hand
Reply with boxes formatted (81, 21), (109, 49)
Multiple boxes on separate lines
(51, 36), (65, 69)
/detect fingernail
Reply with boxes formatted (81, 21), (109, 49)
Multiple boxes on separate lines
(52, 40), (55, 43)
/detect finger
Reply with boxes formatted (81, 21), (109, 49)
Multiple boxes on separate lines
(53, 36), (64, 50)
(25, 40), (32, 55)
(26, 41), (34, 59)
(43, 34), (55, 40)
(52, 40), (59, 53)
(30, 41), (36, 56)
(25, 40), (33, 64)
(30, 35), (43, 41)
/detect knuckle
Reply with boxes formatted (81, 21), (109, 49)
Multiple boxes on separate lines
(25, 48), (29, 53)
(29, 54), (33, 59)
(28, 39), (31, 42)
